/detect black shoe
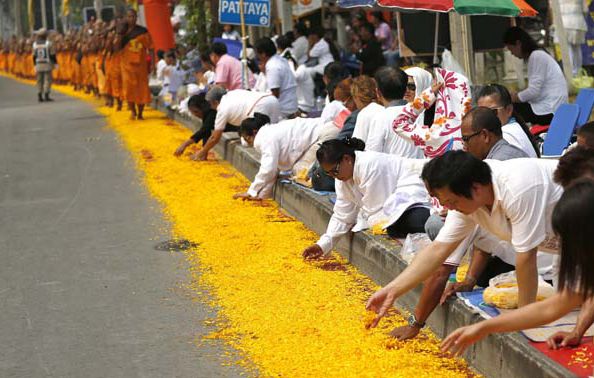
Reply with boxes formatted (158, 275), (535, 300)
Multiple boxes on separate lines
(38, 93), (44, 102)
(44, 93), (53, 102)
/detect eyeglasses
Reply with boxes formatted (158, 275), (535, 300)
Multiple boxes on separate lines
(324, 161), (341, 177)
(461, 130), (483, 143)
(406, 83), (416, 91)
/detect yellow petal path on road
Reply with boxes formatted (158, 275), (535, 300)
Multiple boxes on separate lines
(6, 73), (476, 377)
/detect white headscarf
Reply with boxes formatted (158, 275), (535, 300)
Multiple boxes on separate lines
(405, 67), (432, 97)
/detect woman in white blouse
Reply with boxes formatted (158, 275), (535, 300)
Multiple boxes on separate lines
(476, 84), (540, 158)
(503, 27), (568, 125)
(301, 138), (431, 260)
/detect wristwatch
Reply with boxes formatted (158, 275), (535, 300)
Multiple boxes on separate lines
(408, 314), (426, 329)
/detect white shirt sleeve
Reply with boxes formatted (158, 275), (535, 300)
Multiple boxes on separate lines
(518, 52), (547, 104)
(316, 183), (358, 254)
(247, 143), (279, 199)
(505, 185), (548, 253)
(214, 104), (228, 131)
(266, 61), (282, 90)
(435, 210), (477, 244)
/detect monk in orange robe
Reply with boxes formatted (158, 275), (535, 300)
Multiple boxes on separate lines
(119, 8), (153, 120)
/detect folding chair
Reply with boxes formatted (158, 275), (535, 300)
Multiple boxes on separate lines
(541, 103), (580, 157)
(575, 88), (594, 127)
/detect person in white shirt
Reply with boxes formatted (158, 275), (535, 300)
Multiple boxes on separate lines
(297, 29), (337, 79)
(503, 27), (568, 125)
(476, 84), (540, 158)
(221, 24), (241, 41)
(292, 22), (309, 66)
(191, 87), (280, 161)
(351, 75), (384, 144)
(366, 66), (424, 158)
(233, 114), (322, 200)
(254, 37), (298, 117)
(155, 50), (167, 84)
(301, 138), (431, 260)
(365, 151), (563, 329)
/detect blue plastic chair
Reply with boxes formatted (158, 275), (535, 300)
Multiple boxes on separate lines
(575, 88), (594, 127)
(541, 103), (580, 156)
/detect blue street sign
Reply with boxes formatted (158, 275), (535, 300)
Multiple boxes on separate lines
(219, 0), (271, 28)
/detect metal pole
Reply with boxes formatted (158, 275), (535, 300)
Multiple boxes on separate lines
(41, 0), (48, 29)
(52, 0), (57, 30)
(239, 0), (248, 89)
(433, 13), (439, 65)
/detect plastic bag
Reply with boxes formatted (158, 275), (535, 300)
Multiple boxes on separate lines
(483, 271), (556, 309)
(572, 68), (594, 89)
(441, 49), (472, 85)
(400, 233), (431, 264)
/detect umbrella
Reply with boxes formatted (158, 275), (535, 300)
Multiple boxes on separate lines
(336, 0), (376, 7)
(376, 0), (537, 16)
(337, 0), (537, 71)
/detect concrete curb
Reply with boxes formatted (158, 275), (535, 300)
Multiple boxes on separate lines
(157, 101), (576, 378)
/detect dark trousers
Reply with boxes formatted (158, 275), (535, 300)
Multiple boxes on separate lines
(475, 256), (515, 288)
(386, 207), (431, 239)
(513, 102), (554, 125)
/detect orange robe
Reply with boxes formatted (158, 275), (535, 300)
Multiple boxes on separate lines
(110, 51), (122, 100)
(120, 28), (152, 104)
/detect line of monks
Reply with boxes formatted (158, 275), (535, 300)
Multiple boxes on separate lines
(0, 9), (153, 120)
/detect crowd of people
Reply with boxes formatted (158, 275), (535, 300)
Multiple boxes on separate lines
(2, 8), (594, 370)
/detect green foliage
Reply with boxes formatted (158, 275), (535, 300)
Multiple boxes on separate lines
(182, 0), (210, 51)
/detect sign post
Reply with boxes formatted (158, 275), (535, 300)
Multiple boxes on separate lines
(219, 0), (271, 89)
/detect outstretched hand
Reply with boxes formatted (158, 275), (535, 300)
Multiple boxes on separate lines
(190, 149), (207, 161)
(302, 244), (324, 260)
(546, 330), (582, 350)
(441, 323), (487, 356)
(233, 192), (259, 201)
(365, 286), (397, 329)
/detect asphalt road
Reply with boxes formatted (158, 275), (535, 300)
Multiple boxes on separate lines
(0, 77), (243, 378)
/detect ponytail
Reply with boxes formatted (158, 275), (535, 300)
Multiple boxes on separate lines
(239, 113), (270, 137)
(316, 137), (365, 165)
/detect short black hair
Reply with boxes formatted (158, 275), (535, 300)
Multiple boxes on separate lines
(374, 66), (408, 101)
(157, 49), (165, 60)
(294, 22), (309, 37)
(164, 50), (176, 59)
(578, 121), (594, 149)
(464, 106), (503, 137)
(276, 35), (292, 51)
(211, 42), (227, 56)
(553, 179), (594, 299)
(239, 113), (271, 137)
(187, 93), (211, 114)
(254, 37), (277, 57)
(200, 49), (213, 65)
(421, 150), (492, 199)
(554, 146), (594, 188)
(323, 62), (348, 82)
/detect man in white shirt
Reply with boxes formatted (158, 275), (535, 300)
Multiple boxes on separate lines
(254, 37), (298, 118)
(366, 151), (563, 328)
(191, 87), (281, 161)
(366, 66), (424, 158)
(292, 22), (309, 66)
